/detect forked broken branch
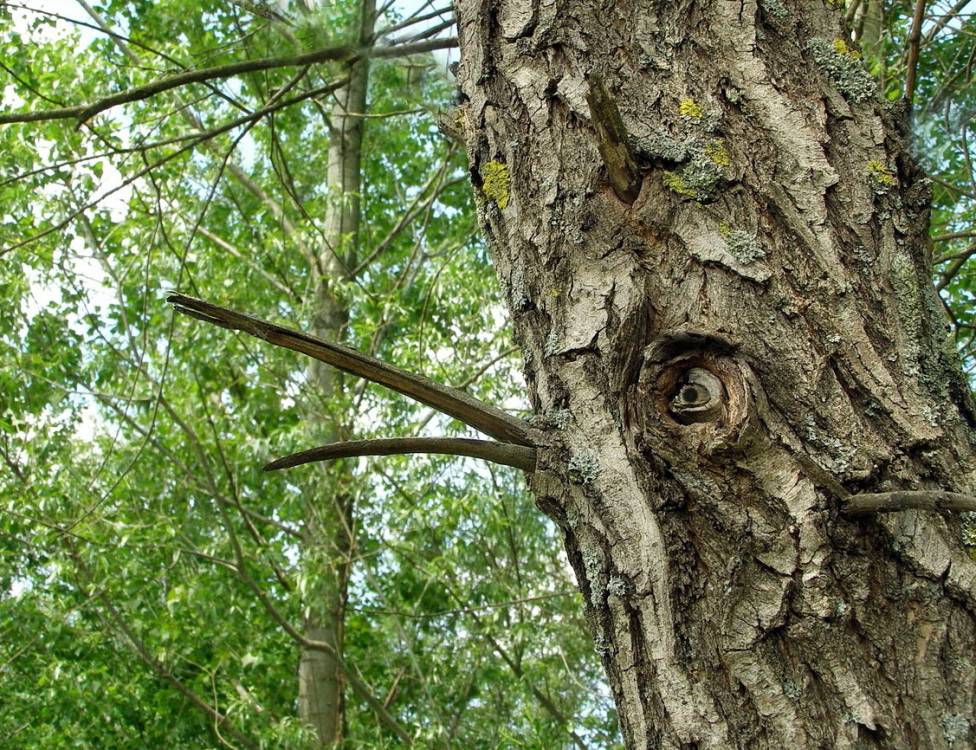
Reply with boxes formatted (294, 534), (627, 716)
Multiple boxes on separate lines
(168, 293), (540, 472)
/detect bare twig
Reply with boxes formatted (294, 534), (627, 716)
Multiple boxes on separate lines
(193, 224), (297, 297)
(844, 490), (976, 516)
(265, 437), (536, 472)
(1, 78), (347, 257)
(921, 0), (972, 47)
(904, 0), (928, 102)
(936, 241), (976, 290)
(0, 38), (456, 125)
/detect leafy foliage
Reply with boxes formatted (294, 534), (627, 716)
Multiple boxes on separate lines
(7, 0), (976, 747)
(0, 1), (620, 748)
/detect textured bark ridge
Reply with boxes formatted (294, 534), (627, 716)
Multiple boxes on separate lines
(456, 1), (976, 747)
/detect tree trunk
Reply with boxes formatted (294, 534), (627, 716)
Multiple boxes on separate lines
(456, 1), (976, 747)
(299, 1), (375, 745)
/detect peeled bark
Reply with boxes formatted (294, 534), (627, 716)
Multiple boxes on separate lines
(456, 1), (976, 747)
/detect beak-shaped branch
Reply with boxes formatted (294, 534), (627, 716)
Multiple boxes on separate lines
(264, 437), (537, 472)
(586, 72), (642, 204)
(168, 294), (540, 448)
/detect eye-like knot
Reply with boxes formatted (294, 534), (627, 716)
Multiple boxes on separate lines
(670, 368), (725, 423)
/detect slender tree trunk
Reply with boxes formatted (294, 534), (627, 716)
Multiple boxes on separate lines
(299, 1), (376, 745)
(456, 1), (976, 747)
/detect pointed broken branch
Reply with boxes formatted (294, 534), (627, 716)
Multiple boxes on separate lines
(843, 490), (976, 517)
(168, 294), (539, 447)
(264, 437), (536, 472)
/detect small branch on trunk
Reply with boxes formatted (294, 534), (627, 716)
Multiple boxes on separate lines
(168, 294), (539, 447)
(843, 490), (976, 516)
(796, 452), (976, 516)
(264, 437), (536, 472)
(585, 72), (642, 204)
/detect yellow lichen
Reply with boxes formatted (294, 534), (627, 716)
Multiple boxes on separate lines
(867, 161), (894, 183)
(679, 99), (704, 118)
(718, 221), (732, 237)
(867, 160), (895, 193)
(705, 140), (730, 166)
(663, 171), (698, 198)
(833, 38), (861, 59)
(481, 160), (510, 209)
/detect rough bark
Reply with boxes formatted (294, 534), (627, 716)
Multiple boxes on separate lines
(456, 1), (976, 747)
(299, 1), (376, 745)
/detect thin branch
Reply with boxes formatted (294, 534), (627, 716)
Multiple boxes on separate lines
(69, 550), (259, 750)
(934, 230), (976, 244)
(168, 294), (541, 447)
(351, 156), (461, 277)
(905, 0), (928, 102)
(1, 78), (347, 257)
(0, 38), (456, 125)
(936, 242), (976, 290)
(349, 591), (576, 619)
(843, 490), (976, 516)
(374, 5), (454, 41)
(413, 346), (521, 434)
(264, 437), (536, 472)
(931, 174), (976, 200)
(16, 1), (192, 68)
(438, 578), (589, 750)
(390, 17), (456, 45)
(922, 0), (972, 47)
(230, 557), (414, 744)
(193, 224), (296, 297)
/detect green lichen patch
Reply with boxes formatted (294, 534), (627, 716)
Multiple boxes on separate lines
(808, 37), (877, 103)
(663, 151), (725, 201)
(632, 129), (691, 162)
(761, 0), (787, 17)
(867, 160), (896, 194)
(720, 222), (765, 262)
(679, 98), (704, 118)
(569, 451), (600, 484)
(481, 160), (510, 208)
(939, 713), (970, 744)
(833, 38), (861, 59)
(649, 100), (728, 201)
(663, 171), (698, 198)
(705, 139), (730, 166)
